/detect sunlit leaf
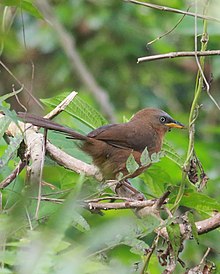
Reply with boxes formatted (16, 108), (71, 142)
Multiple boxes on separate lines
(42, 93), (108, 130)
(181, 191), (220, 214)
(140, 146), (151, 166)
(163, 141), (184, 167)
(126, 153), (139, 174)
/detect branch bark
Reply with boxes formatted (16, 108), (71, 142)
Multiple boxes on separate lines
(137, 50), (220, 63)
(126, 0), (220, 23)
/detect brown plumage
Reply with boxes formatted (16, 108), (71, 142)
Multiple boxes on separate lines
(18, 108), (184, 180)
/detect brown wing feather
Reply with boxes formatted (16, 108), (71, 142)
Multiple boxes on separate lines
(87, 122), (156, 152)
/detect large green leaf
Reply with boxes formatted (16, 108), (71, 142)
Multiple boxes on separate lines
(42, 93), (108, 130)
(180, 191), (220, 214)
(163, 141), (184, 168)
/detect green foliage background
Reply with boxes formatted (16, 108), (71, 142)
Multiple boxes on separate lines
(0, 0), (220, 273)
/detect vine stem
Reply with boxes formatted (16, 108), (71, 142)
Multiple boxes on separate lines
(172, 0), (209, 213)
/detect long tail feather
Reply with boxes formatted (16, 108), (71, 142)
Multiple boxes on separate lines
(18, 112), (88, 141)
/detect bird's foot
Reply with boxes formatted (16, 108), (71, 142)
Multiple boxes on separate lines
(115, 180), (145, 201)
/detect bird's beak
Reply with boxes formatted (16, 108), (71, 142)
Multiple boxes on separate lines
(165, 121), (185, 129)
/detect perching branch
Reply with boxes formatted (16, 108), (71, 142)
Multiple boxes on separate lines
(46, 141), (101, 180)
(137, 50), (220, 63)
(85, 199), (156, 211)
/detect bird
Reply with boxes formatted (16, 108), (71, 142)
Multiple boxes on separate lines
(18, 108), (184, 181)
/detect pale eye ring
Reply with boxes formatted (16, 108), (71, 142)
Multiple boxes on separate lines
(160, 116), (166, 123)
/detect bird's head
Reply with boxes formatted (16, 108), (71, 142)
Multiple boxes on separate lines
(131, 108), (185, 133)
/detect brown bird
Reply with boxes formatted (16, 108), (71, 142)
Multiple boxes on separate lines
(18, 108), (184, 180)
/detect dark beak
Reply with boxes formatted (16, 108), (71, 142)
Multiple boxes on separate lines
(165, 120), (185, 129)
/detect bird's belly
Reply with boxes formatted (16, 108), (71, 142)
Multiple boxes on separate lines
(82, 140), (151, 180)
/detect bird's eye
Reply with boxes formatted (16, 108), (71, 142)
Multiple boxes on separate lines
(160, 116), (166, 123)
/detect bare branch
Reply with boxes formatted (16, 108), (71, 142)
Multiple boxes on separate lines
(126, 0), (220, 23)
(46, 141), (102, 180)
(0, 160), (26, 189)
(196, 212), (220, 235)
(137, 50), (220, 63)
(159, 212), (220, 240)
(84, 199), (156, 211)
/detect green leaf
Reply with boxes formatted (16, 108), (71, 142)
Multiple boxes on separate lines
(125, 238), (149, 256)
(0, 101), (22, 132)
(187, 211), (199, 244)
(151, 151), (164, 163)
(0, 134), (23, 169)
(126, 153), (139, 174)
(166, 223), (181, 261)
(72, 211), (90, 232)
(137, 214), (161, 235)
(0, 250), (16, 266)
(163, 141), (184, 167)
(41, 92), (108, 130)
(140, 146), (151, 166)
(1, 0), (43, 19)
(180, 191), (220, 214)
(0, 115), (11, 139)
(141, 165), (171, 197)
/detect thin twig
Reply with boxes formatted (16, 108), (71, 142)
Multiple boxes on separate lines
(154, 190), (170, 209)
(200, 247), (211, 265)
(34, 129), (46, 219)
(172, 1), (211, 213)
(126, 0), (220, 23)
(32, 197), (64, 204)
(141, 234), (160, 274)
(147, 6), (190, 46)
(85, 196), (134, 203)
(0, 60), (43, 109)
(0, 160), (27, 189)
(194, 0), (210, 94)
(137, 50), (220, 63)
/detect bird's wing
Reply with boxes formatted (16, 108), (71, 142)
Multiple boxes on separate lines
(88, 123), (151, 151)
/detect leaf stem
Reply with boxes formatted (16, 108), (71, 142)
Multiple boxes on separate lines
(172, 1), (209, 213)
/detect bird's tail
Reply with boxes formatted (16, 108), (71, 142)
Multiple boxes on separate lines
(18, 112), (88, 141)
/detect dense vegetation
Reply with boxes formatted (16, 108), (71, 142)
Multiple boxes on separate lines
(0, 1), (220, 273)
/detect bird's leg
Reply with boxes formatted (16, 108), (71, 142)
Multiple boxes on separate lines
(115, 179), (145, 201)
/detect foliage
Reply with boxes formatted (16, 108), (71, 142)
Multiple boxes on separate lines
(0, 0), (220, 273)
